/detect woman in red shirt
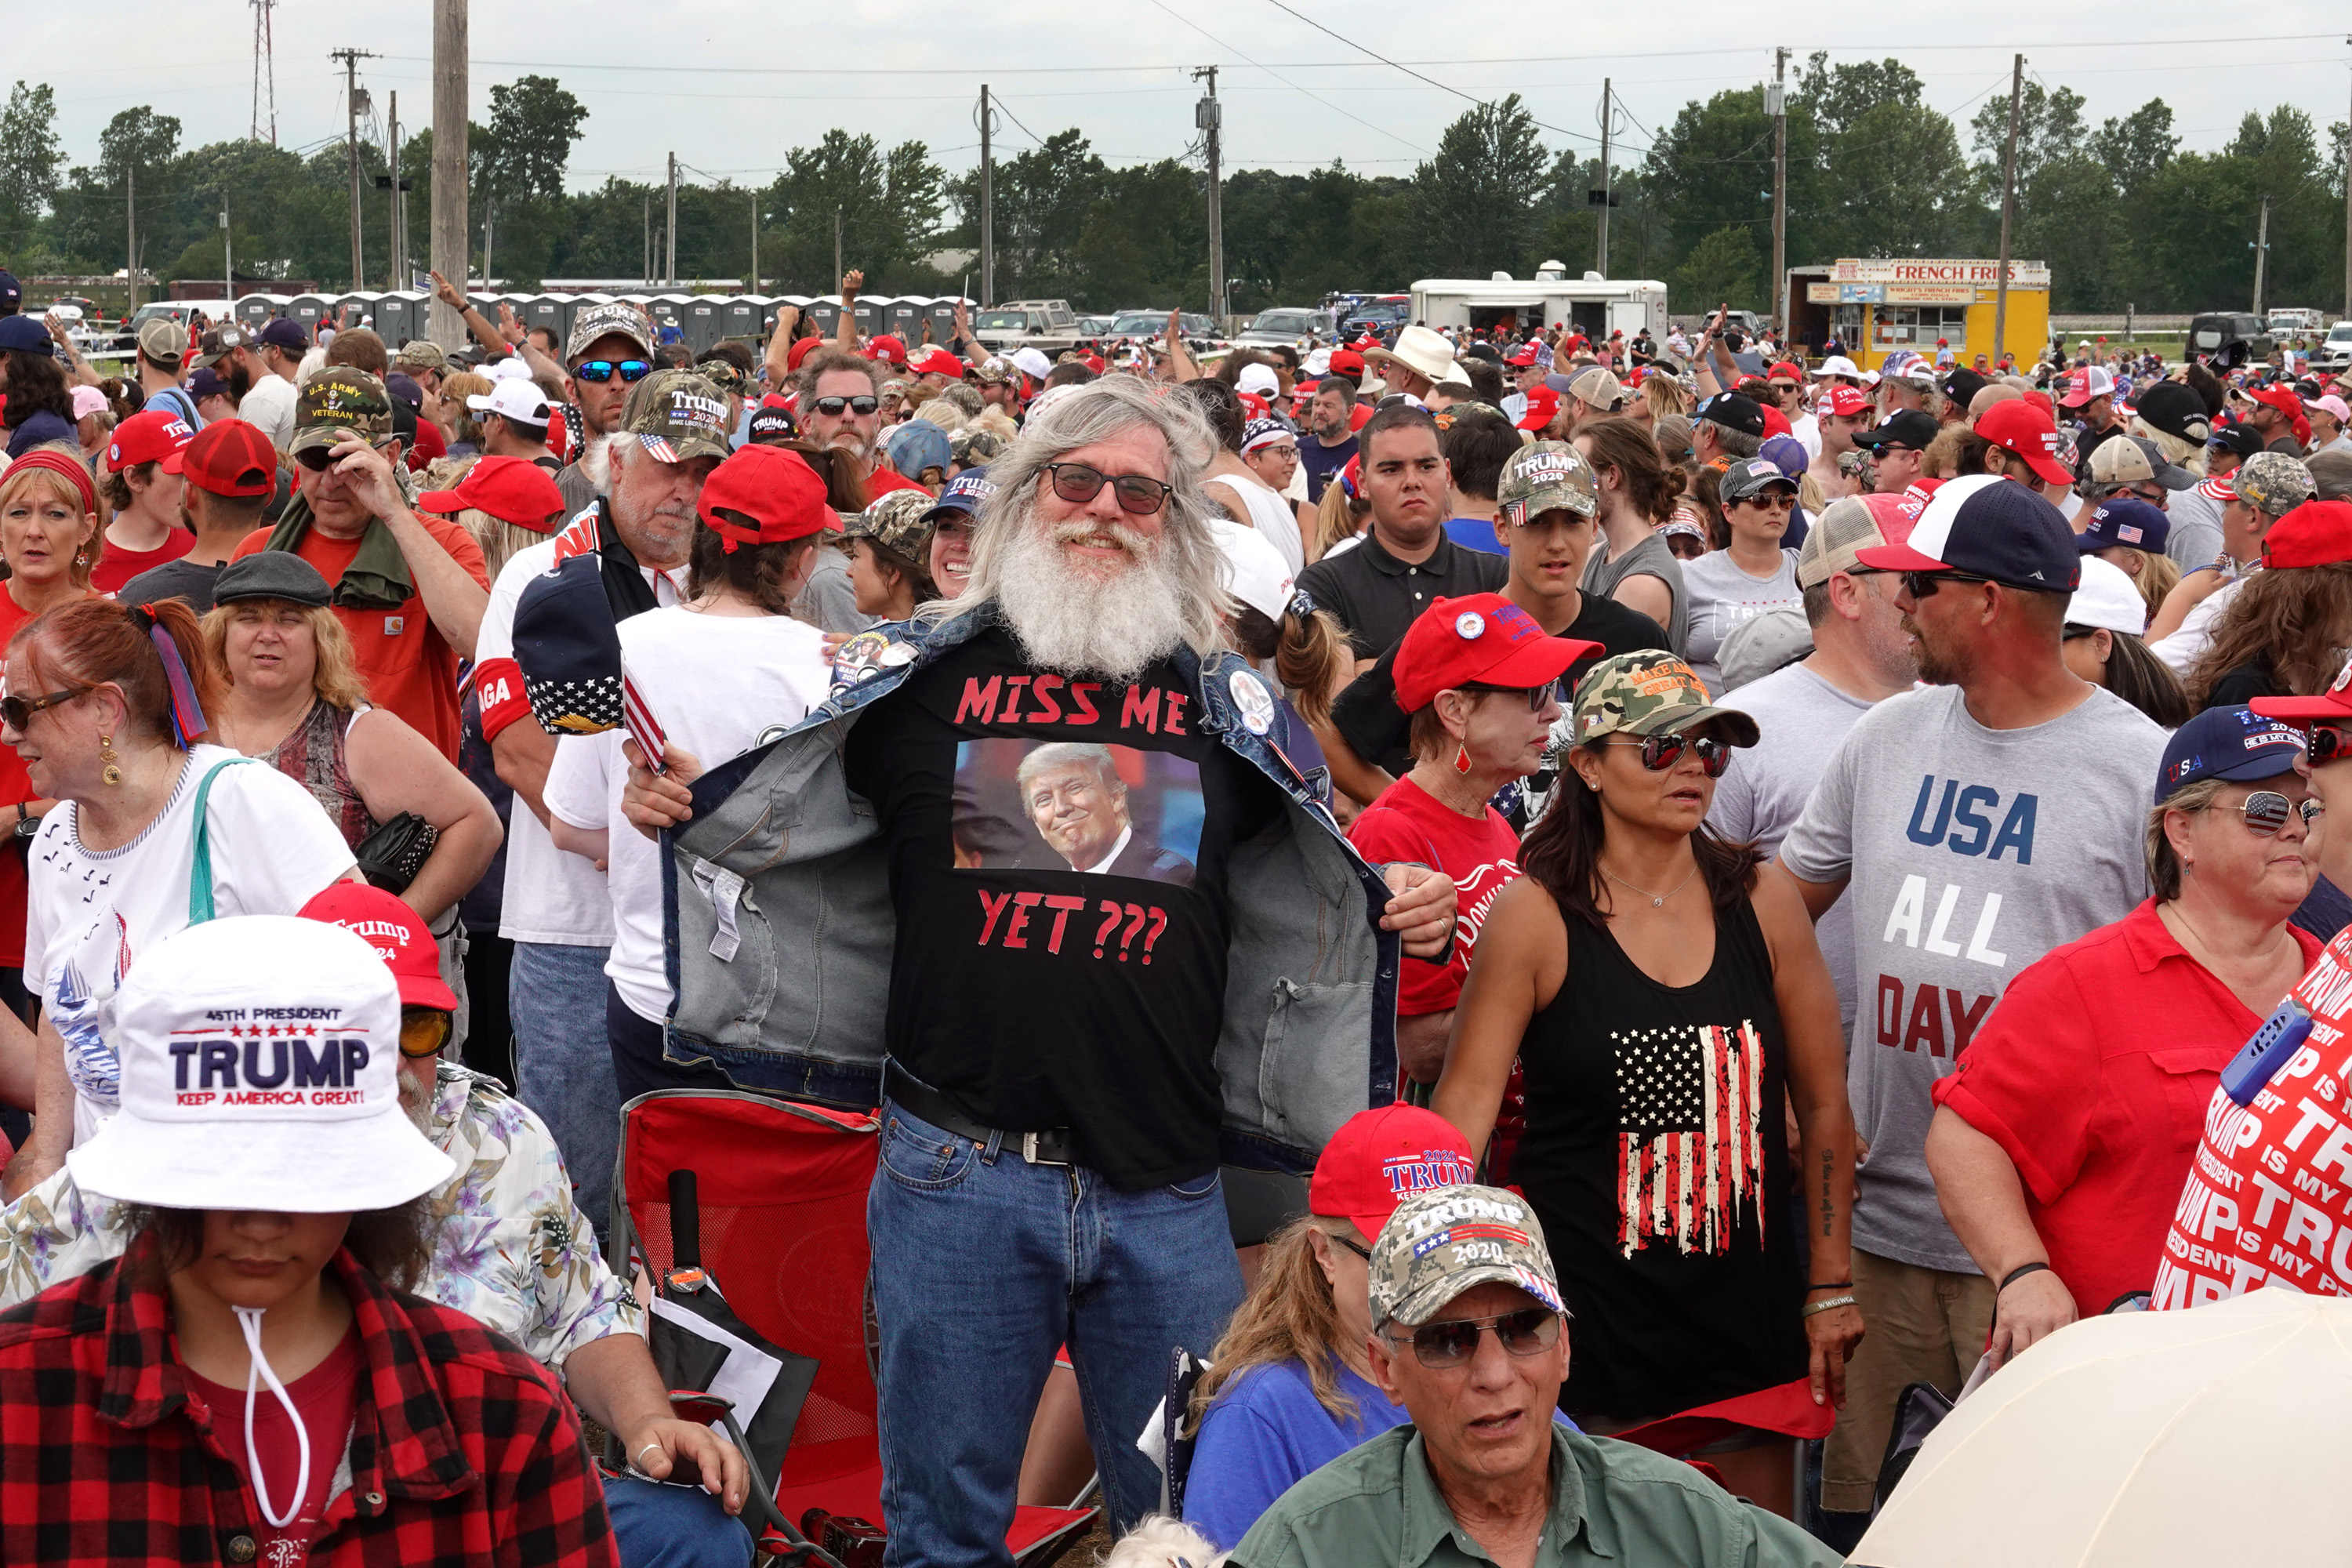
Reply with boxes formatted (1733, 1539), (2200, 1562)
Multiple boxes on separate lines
(1345, 592), (1595, 1138)
(1927, 706), (2320, 1363)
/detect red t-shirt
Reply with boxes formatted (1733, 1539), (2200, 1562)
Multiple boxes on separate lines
(865, 466), (930, 499)
(0, 590), (54, 968)
(405, 418), (448, 472)
(1345, 775), (1522, 1017)
(1934, 898), (2321, 1317)
(183, 1332), (365, 1566)
(2154, 924), (2352, 1308)
(233, 514), (490, 762)
(91, 528), (195, 597)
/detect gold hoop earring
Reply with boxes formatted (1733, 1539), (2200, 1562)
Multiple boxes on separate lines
(100, 734), (121, 786)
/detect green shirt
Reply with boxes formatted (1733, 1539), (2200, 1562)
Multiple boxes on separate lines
(1228, 1422), (1844, 1568)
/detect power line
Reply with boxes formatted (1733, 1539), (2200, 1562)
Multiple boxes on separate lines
(1134, 0), (1432, 156)
(989, 96), (1048, 148)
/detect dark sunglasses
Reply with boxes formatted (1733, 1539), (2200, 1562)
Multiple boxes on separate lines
(1463, 681), (1557, 712)
(1738, 492), (1796, 512)
(2307, 724), (2352, 765)
(1044, 462), (1176, 516)
(401, 1006), (454, 1059)
(0, 686), (86, 731)
(2209, 790), (2321, 836)
(810, 394), (880, 417)
(1607, 731), (1731, 777)
(1902, 571), (1993, 600)
(1381, 1306), (1563, 1370)
(294, 437), (396, 472)
(574, 359), (652, 384)
(1331, 1233), (1373, 1262)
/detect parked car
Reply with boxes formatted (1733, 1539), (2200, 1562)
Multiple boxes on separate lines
(1340, 295), (1411, 342)
(1236, 307), (1340, 348)
(1100, 310), (1222, 352)
(127, 299), (240, 333)
(2187, 311), (2274, 368)
(1073, 314), (1120, 339)
(2314, 322), (2352, 375)
(2267, 308), (2326, 339)
(972, 299), (1082, 355)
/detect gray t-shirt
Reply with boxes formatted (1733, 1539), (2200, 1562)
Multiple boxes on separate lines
(2161, 482), (2225, 571)
(1582, 529), (1689, 657)
(1679, 547), (1802, 695)
(1777, 683), (2168, 1272)
(1710, 662), (1877, 1047)
(555, 459), (599, 522)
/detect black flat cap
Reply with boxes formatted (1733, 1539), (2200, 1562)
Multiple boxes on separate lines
(213, 551), (334, 608)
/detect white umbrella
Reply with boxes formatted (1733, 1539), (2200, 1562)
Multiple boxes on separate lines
(1852, 1289), (2352, 1567)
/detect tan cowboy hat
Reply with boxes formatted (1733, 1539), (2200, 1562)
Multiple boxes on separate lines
(1366, 325), (1471, 389)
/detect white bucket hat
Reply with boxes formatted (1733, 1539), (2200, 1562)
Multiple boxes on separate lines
(68, 916), (455, 1213)
(1367, 325), (1470, 389)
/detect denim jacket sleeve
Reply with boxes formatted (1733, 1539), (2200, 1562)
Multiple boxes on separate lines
(662, 607), (1402, 1172)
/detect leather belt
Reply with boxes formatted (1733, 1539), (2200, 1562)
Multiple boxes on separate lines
(880, 1060), (1083, 1167)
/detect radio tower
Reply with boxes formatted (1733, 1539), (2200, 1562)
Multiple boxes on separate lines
(250, 0), (278, 144)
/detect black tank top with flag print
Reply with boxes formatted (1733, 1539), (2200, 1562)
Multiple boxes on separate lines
(1512, 887), (1807, 1422)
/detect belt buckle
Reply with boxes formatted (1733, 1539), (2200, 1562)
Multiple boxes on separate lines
(1021, 1131), (1069, 1167)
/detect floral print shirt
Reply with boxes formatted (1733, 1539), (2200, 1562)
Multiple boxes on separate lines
(0, 1062), (639, 1367)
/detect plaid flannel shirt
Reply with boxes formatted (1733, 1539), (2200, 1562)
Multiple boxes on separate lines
(0, 1234), (618, 1568)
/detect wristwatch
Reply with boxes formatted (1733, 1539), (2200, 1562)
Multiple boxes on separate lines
(13, 804), (35, 840)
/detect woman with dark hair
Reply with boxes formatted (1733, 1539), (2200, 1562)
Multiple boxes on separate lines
(2063, 556), (2191, 728)
(0, 915), (618, 1566)
(1435, 651), (1860, 1517)
(2, 597), (358, 1196)
(0, 325), (78, 458)
(1574, 416), (1690, 653)
(545, 444), (834, 1098)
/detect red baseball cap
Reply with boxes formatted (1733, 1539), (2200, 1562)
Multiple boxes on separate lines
(2247, 384), (2304, 421)
(910, 347), (964, 377)
(1759, 403), (1791, 441)
(786, 336), (825, 374)
(868, 334), (907, 367)
(1238, 391), (1270, 422)
(1819, 383), (1871, 419)
(698, 443), (835, 549)
(1506, 343), (1541, 368)
(2059, 365), (2116, 408)
(1308, 1104), (1477, 1240)
(2261, 499), (2352, 569)
(1516, 386), (1560, 432)
(418, 455), (566, 532)
(1393, 593), (1600, 711)
(2252, 655), (2352, 724)
(1766, 361), (1803, 384)
(180, 418), (278, 499)
(1329, 348), (1366, 378)
(106, 408), (194, 474)
(299, 883), (459, 1011)
(1973, 398), (2075, 487)
(2022, 389), (2055, 416)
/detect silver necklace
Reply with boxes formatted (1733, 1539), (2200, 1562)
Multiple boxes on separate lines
(1603, 862), (1699, 909)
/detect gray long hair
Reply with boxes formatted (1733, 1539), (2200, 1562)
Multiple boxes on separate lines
(937, 377), (1231, 659)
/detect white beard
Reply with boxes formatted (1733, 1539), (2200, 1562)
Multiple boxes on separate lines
(994, 517), (1190, 684)
(583, 432), (616, 497)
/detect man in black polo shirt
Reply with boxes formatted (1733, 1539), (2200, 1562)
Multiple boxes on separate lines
(1297, 404), (1507, 661)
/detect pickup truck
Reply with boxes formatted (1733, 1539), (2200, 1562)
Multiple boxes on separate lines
(973, 299), (1083, 356)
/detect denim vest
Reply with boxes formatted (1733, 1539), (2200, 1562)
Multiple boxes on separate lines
(659, 604), (1403, 1174)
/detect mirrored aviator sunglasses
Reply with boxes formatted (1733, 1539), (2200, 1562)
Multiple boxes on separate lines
(1610, 731), (1731, 777)
(574, 359), (652, 384)
(2307, 724), (2352, 766)
(2216, 790), (2321, 836)
(1388, 1305), (1562, 1370)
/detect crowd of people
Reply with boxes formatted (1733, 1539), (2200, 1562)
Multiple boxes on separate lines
(1, 249), (2351, 1566)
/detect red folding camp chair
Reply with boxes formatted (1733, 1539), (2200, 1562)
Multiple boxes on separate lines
(614, 1090), (1098, 1567)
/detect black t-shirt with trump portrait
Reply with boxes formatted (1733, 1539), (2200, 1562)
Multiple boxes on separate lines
(845, 623), (1287, 1188)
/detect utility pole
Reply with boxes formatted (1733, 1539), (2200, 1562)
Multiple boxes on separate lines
(222, 205), (233, 306)
(1596, 78), (1613, 277)
(125, 163), (137, 312)
(1993, 53), (2024, 365)
(2343, 38), (2351, 315)
(2252, 194), (2272, 315)
(384, 90), (402, 290)
(1195, 67), (1225, 323)
(979, 85), (994, 306)
(332, 48), (375, 291)
(833, 206), (844, 291)
(665, 152), (680, 289)
(750, 185), (760, 296)
(481, 201), (495, 290)
(428, 0), (466, 346)
(643, 194), (651, 286)
(1769, 50), (1788, 339)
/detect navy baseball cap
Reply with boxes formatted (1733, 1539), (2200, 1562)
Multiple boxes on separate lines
(922, 466), (996, 526)
(2078, 496), (2171, 556)
(1857, 474), (2081, 592)
(2208, 423), (2263, 462)
(886, 420), (951, 481)
(2156, 707), (2306, 804)
(0, 314), (53, 354)
(258, 317), (309, 353)
(0, 270), (19, 311)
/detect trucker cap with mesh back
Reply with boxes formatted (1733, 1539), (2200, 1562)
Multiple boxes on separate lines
(1796, 496), (1890, 590)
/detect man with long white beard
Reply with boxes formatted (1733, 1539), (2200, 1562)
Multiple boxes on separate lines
(619, 376), (1461, 1566)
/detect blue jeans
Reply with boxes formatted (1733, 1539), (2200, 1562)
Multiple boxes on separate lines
(602, 1469), (755, 1568)
(868, 1098), (1243, 1568)
(511, 941), (621, 1235)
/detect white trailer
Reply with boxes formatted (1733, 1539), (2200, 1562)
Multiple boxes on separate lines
(1410, 263), (1667, 341)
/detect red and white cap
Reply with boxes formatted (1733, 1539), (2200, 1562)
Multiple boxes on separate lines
(1973, 398), (2076, 487)
(106, 407), (195, 474)
(2059, 365), (2117, 408)
(300, 882), (460, 1010)
(66, 916), (454, 1212)
(1392, 593), (1600, 711)
(1308, 1104), (1477, 1241)
(1819, 383), (1871, 419)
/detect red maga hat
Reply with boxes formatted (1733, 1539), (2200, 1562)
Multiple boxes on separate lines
(1393, 593), (1599, 712)
(1308, 1104), (1477, 1240)
(299, 883), (459, 1011)
(418, 455), (567, 532)
(698, 443), (836, 550)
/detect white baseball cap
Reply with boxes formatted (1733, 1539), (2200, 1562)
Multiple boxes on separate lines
(2065, 553), (2148, 636)
(67, 916), (454, 1213)
(1011, 347), (1054, 382)
(488, 355), (537, 383)
(1210, 516), (1297, 623)
(1236, 362), (1280, 397)
(466, 377), (551, 427)
(1813, 354), (1863, 380)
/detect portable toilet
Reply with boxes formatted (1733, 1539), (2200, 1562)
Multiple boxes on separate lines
(717, 294), (765, 346)
(802, 296), (843, 339)
(644, 294), (689, 349)
(682, 295), (725, 356)
(926, 296), (974, 346)
(373, 291), (426, 347)
(851, 296), (886, 341)
(236, 293), (290, 332)
(885, 296), (929, 345)
(335, 291), (384, 332)
(288, 292), (337, 338)
(519, 293), (568, 350)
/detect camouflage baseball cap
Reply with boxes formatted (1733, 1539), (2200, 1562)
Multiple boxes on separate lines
(840, 488), (938, 563)
(138, 318), (189, 368)
(971, 357), (1013, 385)
(1369, 1184), (1566, 1329)
(1497, 441), (1598, 524)
(620, 369), (731, 464)
(949, 426), (1007, 465)
(566, 300), (655, 363)
(2235, 450), (2316, 517)
(1570, 650), (1761, 746)
(394, 338), (447, 372)
(289, 366), (394, 455)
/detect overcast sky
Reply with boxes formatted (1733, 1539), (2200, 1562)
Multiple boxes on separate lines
(24, 6), (2352, 198)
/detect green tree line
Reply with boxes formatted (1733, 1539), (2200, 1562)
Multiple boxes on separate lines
(1, 66), (2344, 315)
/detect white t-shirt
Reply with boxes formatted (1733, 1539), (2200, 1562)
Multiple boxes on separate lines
(238, 373), (298, 451)
(477, 535), (684, 947)
(1206, 473), (1305, 575)
(1678, 547), (1803, 696)
(543, 608), (831, 1022)
(24, 745), (357, 1142)
(2151, 573), (2245, 676)
(1790, 413), (1822, 460)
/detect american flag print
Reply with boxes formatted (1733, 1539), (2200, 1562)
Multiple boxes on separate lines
(1611, 1020), (1767, 1258)
(622, 666), (669, 775)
